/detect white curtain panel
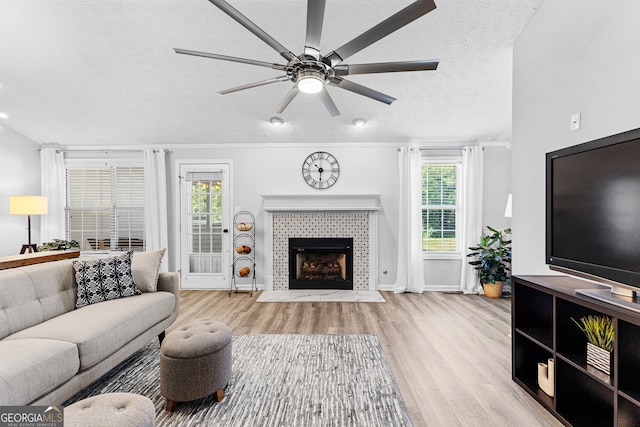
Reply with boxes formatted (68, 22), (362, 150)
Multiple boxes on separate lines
(143, 148), (169, 272)
(39, 147), (66, 243)
(394, 146), (426, 293)
(460, 146), (484, 294)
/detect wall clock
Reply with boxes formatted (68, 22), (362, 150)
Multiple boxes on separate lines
(302, 151), (340, 189)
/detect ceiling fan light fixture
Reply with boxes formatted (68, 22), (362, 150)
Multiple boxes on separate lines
(352, 117), (367, 127)
(297, 71), (324, 94)
(269, 116), (285, 126)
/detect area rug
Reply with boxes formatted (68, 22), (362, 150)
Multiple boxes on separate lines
(63, 334), (413, 427)
(256, 290), (386, 303)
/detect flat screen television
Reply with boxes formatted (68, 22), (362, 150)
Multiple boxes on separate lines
(546, 127), (640, 313)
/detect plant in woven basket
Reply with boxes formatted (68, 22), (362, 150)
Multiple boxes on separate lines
(466, 226), (512, 285)
(37, 239), (80, 252)
(571, 315), (615, 352)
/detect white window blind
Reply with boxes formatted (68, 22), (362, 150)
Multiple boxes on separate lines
(421, 161), (461, 253)
(66, 166), (145, 252)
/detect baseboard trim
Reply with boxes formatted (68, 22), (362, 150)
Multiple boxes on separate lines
(377, 284), (462, 292)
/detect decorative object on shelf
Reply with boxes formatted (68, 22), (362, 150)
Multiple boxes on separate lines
(467, 226), (511, 298)
(302, 151), (340, 189)
(231, 211), (256, 297)
(572, 314), (614, 375)
(586, 343), (612, 376)
(235, 245), (252, 254)
(537, 358), (555, 397)
(236, 222), (253, 231)
(9, 195), (48, 254)
(37, 239), (79, 252)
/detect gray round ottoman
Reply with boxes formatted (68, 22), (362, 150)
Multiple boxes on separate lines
(64, 392), (155, 427)
(160, 320), (232, 412)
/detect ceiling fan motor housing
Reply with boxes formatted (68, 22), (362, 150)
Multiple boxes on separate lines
(289, 61), (329, 84)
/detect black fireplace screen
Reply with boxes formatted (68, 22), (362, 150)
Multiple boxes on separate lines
(289, 238), (353, 290)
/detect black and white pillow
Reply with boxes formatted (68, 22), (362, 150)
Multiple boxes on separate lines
(73, 251), (141, 309)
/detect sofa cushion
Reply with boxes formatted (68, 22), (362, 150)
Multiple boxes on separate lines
(0, 259), (76, 340)
(5, 292), (176, 370)
(0, 338), (79, 405)
(132, 248), (166, 292)
(73, 252), (141, 308)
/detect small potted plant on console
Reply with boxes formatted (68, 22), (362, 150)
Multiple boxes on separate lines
(572, 314), (614, 376)
(467, 226), (512, 298)
(37, 239), (80, 252)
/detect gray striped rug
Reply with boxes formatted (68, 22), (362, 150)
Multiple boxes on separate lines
(64, 334), (413, 426)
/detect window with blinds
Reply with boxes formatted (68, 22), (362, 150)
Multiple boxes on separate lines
(66, 166), (145, 252)
(421, 162), (461, 253)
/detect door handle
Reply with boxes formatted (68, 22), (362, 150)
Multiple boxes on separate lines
(223, 229), (229, 233)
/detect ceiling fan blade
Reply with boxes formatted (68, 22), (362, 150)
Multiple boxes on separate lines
(275, 87), (300, 114)
(324, 0), (436, 66)
(208, 0), (298, 62)
(174, 48), (288, 71)
(333, 60), (439, 76)
(317, 87), (340, 117)
(328, 77), (396, 105)
(304, 0), (326, 60)
(219, 76), (290, 95)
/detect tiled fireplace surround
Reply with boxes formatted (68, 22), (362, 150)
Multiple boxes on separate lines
(262, 194), (381, 291)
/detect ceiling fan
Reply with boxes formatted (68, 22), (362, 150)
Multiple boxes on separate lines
(175, 0), (439, 117)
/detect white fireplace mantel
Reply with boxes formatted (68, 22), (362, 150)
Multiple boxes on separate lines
(261, 194), (382, 212)
(261, 194), (381, 291)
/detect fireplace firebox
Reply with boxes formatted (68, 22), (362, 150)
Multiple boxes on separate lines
(289, 238), (353, 290)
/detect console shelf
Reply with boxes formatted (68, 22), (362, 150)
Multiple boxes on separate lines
(513, 275), (640, 427)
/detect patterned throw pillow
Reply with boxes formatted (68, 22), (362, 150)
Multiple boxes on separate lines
(73, 251), (141, 309)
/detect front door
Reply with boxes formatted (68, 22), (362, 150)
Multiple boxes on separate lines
(179, 162), (231, 289)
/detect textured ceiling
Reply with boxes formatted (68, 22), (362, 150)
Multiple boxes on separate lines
(0, 0), (542, 146)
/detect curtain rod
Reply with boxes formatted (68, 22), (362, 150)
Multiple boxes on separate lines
(39, 148), (171, 154)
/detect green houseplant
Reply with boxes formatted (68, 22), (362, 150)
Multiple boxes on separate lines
(37, 239), (79, 252)
(571, 314), (614, 375)
(467, 226), (512, 297)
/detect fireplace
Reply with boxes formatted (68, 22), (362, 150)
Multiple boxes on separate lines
(262, 194), (381, 291)
(289, 238), (353, 290)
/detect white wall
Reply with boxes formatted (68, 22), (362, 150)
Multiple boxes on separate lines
(0, 125), (41, 256)
(167, 144), (402, 288)
(512, 0), (640, 274)
(167, 143), (511, 290)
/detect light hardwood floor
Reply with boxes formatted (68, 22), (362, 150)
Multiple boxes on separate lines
(167, 290), (563, 427)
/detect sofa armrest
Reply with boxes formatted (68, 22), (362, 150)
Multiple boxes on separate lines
(157, 272), (179, 316)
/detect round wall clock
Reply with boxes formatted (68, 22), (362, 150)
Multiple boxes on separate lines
(302, 151), (340, 189)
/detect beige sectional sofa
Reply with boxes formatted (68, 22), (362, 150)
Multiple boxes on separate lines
(0, 251), (179, 405)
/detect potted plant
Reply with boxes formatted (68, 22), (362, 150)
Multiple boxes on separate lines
(37, 239), (80, 252)
(467, 226), (512, 298)
(571, 315), (614, 375)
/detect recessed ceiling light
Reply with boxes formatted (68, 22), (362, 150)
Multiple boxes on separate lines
(352, 118), (367, 127)
(0, 112), (8, 120)
(269, 116), (284, 126)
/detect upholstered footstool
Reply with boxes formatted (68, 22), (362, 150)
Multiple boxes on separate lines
(160, 320), (232, 412)
(64, 392), (155, 427)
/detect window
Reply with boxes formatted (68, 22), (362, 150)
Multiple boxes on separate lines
(421, 160), (461, 254)
(66, 164), (145, 252)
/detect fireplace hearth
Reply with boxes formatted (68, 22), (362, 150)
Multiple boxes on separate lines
(289, 238), (353, 290)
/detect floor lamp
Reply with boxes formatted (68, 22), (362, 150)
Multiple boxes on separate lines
(10, 195), (48, 254)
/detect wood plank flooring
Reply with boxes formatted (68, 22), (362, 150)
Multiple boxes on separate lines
(168, 290), (562, 427)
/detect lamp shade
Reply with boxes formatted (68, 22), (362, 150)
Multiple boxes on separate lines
(9, 196), (48, 215)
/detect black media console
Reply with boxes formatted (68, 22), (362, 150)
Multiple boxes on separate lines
(512, 275), (640, 427)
